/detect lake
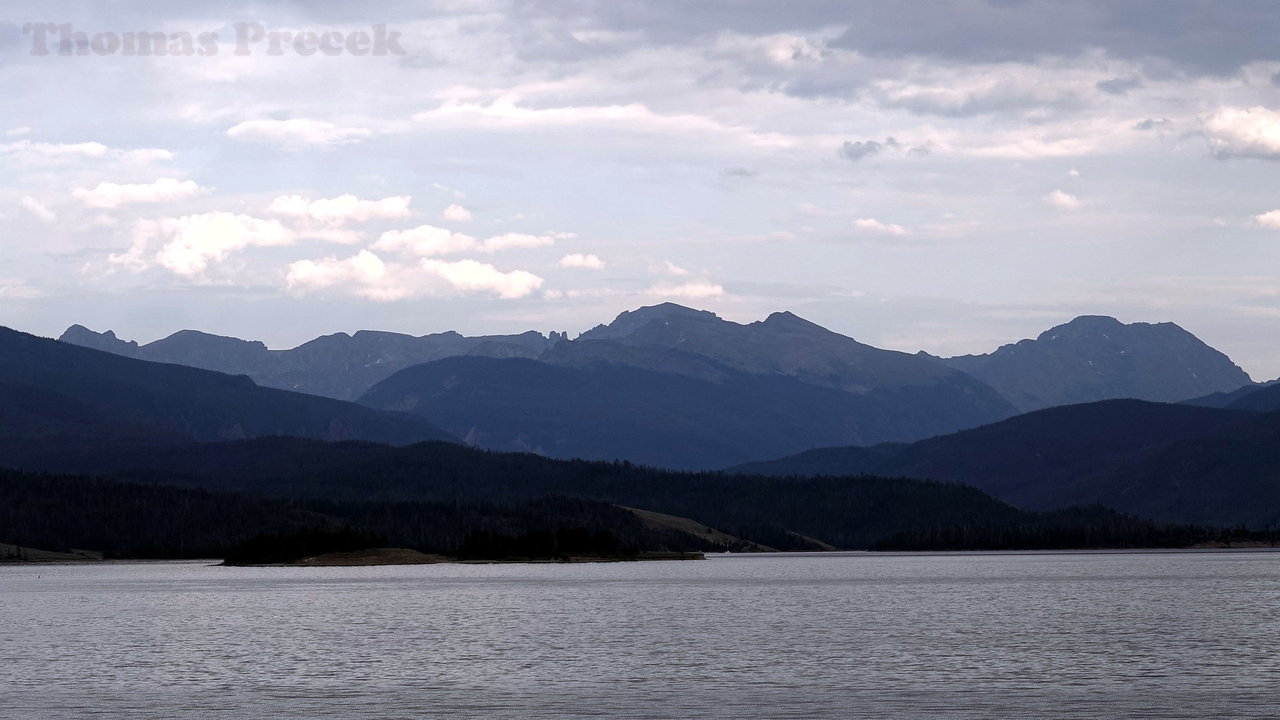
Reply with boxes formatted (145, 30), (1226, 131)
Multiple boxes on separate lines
(3, 551), (1279, 719)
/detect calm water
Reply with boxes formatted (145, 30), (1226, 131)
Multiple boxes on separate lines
(3, 551), (1280, 719)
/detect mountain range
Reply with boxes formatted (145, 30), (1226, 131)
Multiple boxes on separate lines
(357, 304), (1018, 468)
(58, 304), (1256, 469)
(4, 307), (1280, 557)
(0, 326), (451, 468)
(60, 323), (559, 402)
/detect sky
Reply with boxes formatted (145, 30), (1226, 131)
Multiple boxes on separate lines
(1, 1), (1279, 379)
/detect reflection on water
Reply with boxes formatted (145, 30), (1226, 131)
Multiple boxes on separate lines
(4, 551), (1280, 719)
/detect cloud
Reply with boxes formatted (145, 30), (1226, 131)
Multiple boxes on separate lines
(659, 260), (690, 276)
(0, 278), (41, 299)
(115, 212), (296, 277)
(286, 252), (543, 301)
(20, 196), (56, 223)
(421, 258), (544, 298)
(267, 194), (412, 224)
(5, 127), (32, 137)
(480, 232), (557, 252)
(414, 100), (792, 149)
(442, 204), (472, 222)
(1255, 210), (1280, 229)
(1095, 76), (1143, 95)
(559, 253), (605, 269)
(853, 218), (907, 236)
(839, 139), (891, 162)
(73, 178), (204, 208)
(285, 250), (400, 300)
(0, 140), (171, 165)
(373, 226), (561, 257)
(870, 68), (1091, 118)
(226, 119), (372, 147)
(1203, 106), (1280, 159)
(824, 2), (1280, 75)
(373, 224), (478, 256)
(1133, 118), (1172, 131)
(838, 136), (934, 162)
(646, 281), (725, 299)
(7, 140), (102, 160)
(1044, 190), (1082, 210)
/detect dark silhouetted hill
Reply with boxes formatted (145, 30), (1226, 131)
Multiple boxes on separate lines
(0, 326), (452, 464)
(1224, 383), (1280, 413)
(732, 399), (1280, 526)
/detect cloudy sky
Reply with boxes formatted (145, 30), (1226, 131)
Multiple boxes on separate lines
(2, 1), (1279, 378)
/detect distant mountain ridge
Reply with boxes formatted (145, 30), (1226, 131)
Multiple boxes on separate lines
(574, 303), (979, 394)
(60, 324), (559, 401)
(356, 304), (1020, 469)
(1183, 379), (1280, 410)
(62, 308), (1253, 413)
(0, 326), (452, 468)
(58, 305), (1257, 470)
(936, 315), (1251, 411)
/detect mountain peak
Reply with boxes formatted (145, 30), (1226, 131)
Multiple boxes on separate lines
(152, 329), (269, 352)
(629, 302), (718, 321)
(578, 303), (722, 341)
(760, 310), (828, 333)
(1066, 314), (1124, 327)
(59, 324), (139, 354)
(945, 315), (1251, 411)
(1037, 315), (1126, 342)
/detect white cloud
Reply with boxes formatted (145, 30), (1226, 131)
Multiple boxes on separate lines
(1044, 189), (1082, 210)
(116, 212), (296, 277)
(853, 218), (907, 236)
(7, 140), (104, 159)
(0, 140), (171, 165)
(267, 194), (412, 224)
(646, 281), (725, 299)
(1255, 210), (1280, 229)
(73, 178), (205, 209)
(659, 260), (690, 276)
(285, 251), (544, 301)
(5, 127), (32, 137)
(421, 258), (544, 298)
(559, 253), (605, 269)
(20, 196), (56, 223)
(226, 119), (372, 147)
(375, 225), (561, 257)
(414, 100), (792, 149)
(480, 232), (557, 253)
(374, 224), (478, 256)
(442, 203), (472, 222)
(870, 62), (1094, 118)
(1203, 106), (1280, 159)
(285, 250), (402, 300)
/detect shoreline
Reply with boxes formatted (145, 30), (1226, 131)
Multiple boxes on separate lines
(13, 545), (1280, 567)
(223, 547), (707, 567)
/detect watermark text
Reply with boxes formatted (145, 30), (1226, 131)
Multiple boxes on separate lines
(22, 22), (406, 57)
